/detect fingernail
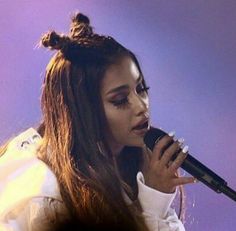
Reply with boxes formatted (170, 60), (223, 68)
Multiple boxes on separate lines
(193, 178), (199, 183)
(178, 137), (185, 144)
(182, 145), (189, 153)
(168, 131), (175, 137)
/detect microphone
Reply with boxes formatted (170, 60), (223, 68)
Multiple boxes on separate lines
(144, 127), (236, 202)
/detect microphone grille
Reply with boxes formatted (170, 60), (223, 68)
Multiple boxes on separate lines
(144, 127), (167, 151)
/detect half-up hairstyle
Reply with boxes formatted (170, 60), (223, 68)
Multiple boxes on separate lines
(38, 12), (150, 230)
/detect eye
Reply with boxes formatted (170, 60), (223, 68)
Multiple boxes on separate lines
(136, 84), (150, 95)
(110, 96), (129, 108)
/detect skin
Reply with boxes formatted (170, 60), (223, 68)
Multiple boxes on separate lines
(101, 56), (195, 193)
(101, 56), (149, 153)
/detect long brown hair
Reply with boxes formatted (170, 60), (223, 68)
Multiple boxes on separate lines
(38, 13), (149, 230)
(0, 12), (185, 230)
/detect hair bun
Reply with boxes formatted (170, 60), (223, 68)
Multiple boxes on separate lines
(41, 31), (71, 52)
(41, 31), (60, 48)
(72, 12), (90, 25)
(70, 12), (93, 39)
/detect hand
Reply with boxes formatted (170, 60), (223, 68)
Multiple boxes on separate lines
(142, 133), (196, 193)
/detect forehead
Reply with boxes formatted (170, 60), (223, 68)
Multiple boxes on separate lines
(101, 57), (140, 92)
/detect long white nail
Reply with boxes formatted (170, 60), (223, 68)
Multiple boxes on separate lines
(178, 137), (185, 144)
(182, 145), (189, 153)
(168, 131), (175, 137)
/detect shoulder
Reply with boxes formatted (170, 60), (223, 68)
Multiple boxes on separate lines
(0, 127), (61, 217)
(0, 195), (68, 231)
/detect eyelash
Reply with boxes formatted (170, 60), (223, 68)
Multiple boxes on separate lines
(137, 86), (150, 95)
(111, 86), (150, 109)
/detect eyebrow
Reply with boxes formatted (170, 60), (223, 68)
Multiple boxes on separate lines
(106, 75), (142, 96)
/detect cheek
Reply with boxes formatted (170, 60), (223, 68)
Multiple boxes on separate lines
(103, 104), (130, 136)
(105, 106), (126, 129)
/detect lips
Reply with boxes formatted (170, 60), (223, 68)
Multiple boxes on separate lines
(132, 119), (149, 136)
(132, 117), (149, 131)
(132, 119), (149, 130)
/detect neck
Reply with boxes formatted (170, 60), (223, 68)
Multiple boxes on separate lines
(106, 135), (124, 157)
(111, 143), (124, 157)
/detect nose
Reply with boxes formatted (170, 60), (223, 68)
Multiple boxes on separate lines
(132, 93), (149, 116)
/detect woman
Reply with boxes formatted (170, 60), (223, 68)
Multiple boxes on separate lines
(0, 13), (195, 231)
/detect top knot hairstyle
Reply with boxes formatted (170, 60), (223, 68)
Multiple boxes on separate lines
(70, 12), (92, 38)
(40, 12), (125, 63)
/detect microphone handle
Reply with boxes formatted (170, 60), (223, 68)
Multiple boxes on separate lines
(182, 155), (236, 202)
(182, 153), (226, 193)
(144, 127), (236, 202)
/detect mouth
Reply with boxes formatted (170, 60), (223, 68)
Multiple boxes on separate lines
(132, 120), (149, 136)
(132, 120), (149, 130)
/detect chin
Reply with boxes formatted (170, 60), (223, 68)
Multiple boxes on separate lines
(128, 137), (145, 147)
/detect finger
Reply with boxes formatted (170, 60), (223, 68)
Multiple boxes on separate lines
(177, 137), (185, 147)
(172, 176), (197, 186)
(168, 147), (188, 172)
(160, 140), (181, 166)
(151, 133), (174, 162)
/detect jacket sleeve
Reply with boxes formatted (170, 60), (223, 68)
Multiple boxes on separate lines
(137, 172), (185, 231)
(0, 128), (67, 231)
(0, 197), (67, 231)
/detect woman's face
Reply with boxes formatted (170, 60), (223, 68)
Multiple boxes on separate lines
(101, 56), (150, 154)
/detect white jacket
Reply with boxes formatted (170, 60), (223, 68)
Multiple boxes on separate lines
(0, 128), (185, 231)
